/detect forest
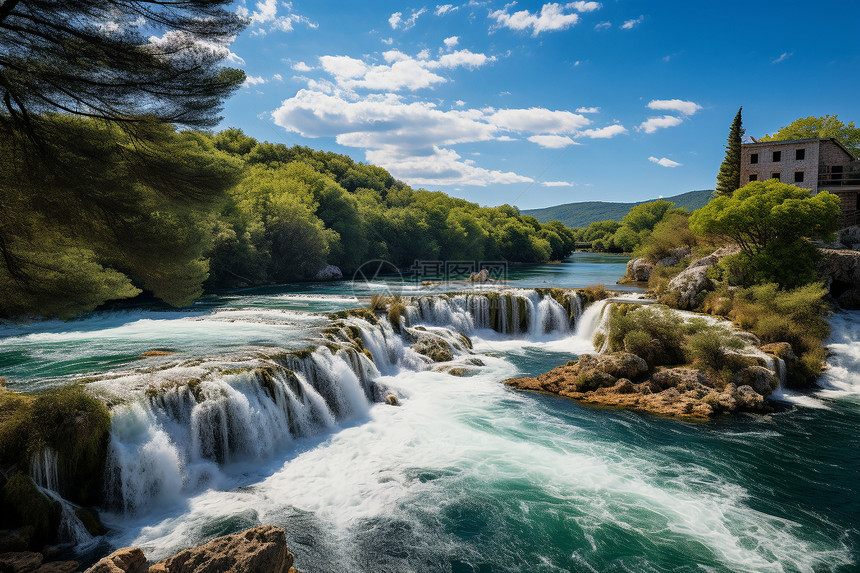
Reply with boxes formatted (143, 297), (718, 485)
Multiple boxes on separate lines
(0, 118), (576, 319)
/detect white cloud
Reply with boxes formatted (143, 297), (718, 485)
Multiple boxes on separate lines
(455, 100), (466, 107)
(443, 35), (459, 49)
(566, 1), (601, 12)
(292, 61), (313, 72)
(639, 115), (683, 133)
(542, 180), (575, 187)
(238, 0), (317, 35)
(649, 156), (681, 168)
(318, 47), (495, 92)
(389, 8), (426, 30)
(772, 51), (793, 64)
(581, 124), (626, 138)
(242, 75), (267, 87)
(594, 21), (611, 30)
(647, 99), (701, 115)
(576, 106), (600, 113)
(381, 37), (394, 45)
(435, 4), (457, 15)
(146, 30), (244, 65)
(489, 108), (591, 134)
(621, 15), (643, 29)
(272, 73), (283, 82)
(490, 3), (583, 36)
(527, 135), (580, 148)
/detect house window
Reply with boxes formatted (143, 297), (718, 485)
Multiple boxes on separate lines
(749, 174), (758, 182)
(750, 153), (759, 164)
(796, 148), (805, 160)
(794, 171), (804, 183)
(773, 151), (781, 162)
(772, 173), (780, 180)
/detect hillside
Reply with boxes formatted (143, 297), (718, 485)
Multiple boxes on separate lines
(522, 189), (713, 228)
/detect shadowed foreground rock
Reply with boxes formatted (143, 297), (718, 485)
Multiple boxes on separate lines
(504, 352), (773, 421)
(84, 526), (295, 573)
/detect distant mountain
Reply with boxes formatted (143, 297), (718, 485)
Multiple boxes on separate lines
(522, 189), (714, 228)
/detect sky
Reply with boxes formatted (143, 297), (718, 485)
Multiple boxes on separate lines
(219, 0), (860, 209)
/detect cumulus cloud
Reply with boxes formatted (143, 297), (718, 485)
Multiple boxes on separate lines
(581, 124), (626, 138)
(639, 115), (683, 134)
(576, 106), (600, 113)
(649, 156), (681, 168)
(489, 108), (590, 133)
(647, 99), (701, 115)
(443, 35), (459, 49)
(621, 15), (643, 29)
(147, 30), (244, 65)
(389, 8), (426, 30)
(272, 73), (283, 81)
(237, 0), (317, 35)
(292, 61), (313, 72)
(542, 180), (575, 187)
(527, 135), (580, 148)
(435, 4), (457, 15)
(490, 3), (597, 36)
(242, 75), (267, 87)
(317, 47), (495, 92)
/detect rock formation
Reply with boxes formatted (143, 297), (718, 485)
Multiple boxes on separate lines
(313, 264), (343, 281)
(503, 351), (774, 421)
(83, 526), (295, 573)
(666, 245), (739, 309)
(817, 248), (860, 309)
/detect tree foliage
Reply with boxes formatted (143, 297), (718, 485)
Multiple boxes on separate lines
(0, 0), (245, 140)
(715, 107), (744, 197)
(690, 180), (840, 287)
(572, 200), (685, 254)
(759, 115), (860, 150)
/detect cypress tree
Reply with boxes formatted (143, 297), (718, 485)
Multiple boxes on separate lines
(715, 107), (745, 197)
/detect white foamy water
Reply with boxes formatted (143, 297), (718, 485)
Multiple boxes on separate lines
(817, 310), (860, 400)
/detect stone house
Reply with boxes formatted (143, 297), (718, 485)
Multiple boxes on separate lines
(740, 138), (860, 227)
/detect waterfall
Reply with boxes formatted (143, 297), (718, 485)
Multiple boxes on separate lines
(30, 448), (96, 548)
(96, 287), (596, 516)
(570, 298), (612, 353)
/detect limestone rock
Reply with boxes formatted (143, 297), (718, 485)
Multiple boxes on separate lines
(384, 394), (399, 406)
(83, 548), (147, 573)
(468, 269), (490, 282)
(838, 225), (860, 250)
(667, 245), (740, 309)
(596, 353), (648, 380)
(651, 368), (712, 391)
(312, 264), (343, 281)
(625, 258), (653, 282)
(149, 526), (293, 573)
(735, 366), (776, 396)
(735, 385), (765, 410)
(817, 248), (860, 291)
(0, 551), (43, 573)
(0, 530), (32, 554)
(655, 246), (692, 269)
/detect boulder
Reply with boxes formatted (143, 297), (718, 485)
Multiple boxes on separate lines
(0, 552), (43, 573)
(0, 530), (32, 554)
(667, 245), (740, 309)
(735, 366), (776, 396)
(384, 394), (399, 406)
(838, 225), (860, 250)
(651, 368), (712, 392)
(596, 353), (648, 380)
(468, 269), (490, 282)
(33, 562), (79, 573)
(313, 264), (343, 281)
(817, 249), (860, 291)
(84, 548), (147, 573)
(625, 258), (653, 282)
(734, 385), (765, 410)
(149, 526), (293, 573)
(655, 246), (692, 269)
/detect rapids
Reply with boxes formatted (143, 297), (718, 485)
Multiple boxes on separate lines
(1, 254), (857, 572)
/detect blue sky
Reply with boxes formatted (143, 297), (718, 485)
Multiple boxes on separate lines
(220, 0), (860, 209)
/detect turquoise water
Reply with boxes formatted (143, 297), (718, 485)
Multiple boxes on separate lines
(2, 253), (858, 572)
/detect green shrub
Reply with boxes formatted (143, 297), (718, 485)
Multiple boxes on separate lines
(623, 330), (652, 359)
(686, 329), (744, 372)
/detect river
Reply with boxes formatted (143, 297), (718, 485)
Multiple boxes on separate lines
(1, 253), (858, 572)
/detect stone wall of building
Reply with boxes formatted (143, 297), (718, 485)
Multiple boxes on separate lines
(740, 140), (818, 191)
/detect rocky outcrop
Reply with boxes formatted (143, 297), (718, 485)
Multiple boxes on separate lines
(84, 548), (147, 573)
(84, 527), (295, 573)
(468, 269), (490, 282)
(838, 225), (860, 250)
(817, 249), (860, 309)
(625, 258), (654, 282)
(503, 351), (773, 421)
(622, 247), (691, 283)
(666, 245), (740, 309)
(313, 264), (342, 281)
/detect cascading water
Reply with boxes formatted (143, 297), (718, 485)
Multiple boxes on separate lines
(30, 448), (96, 547)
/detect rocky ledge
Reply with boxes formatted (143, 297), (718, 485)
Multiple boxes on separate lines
(32, 525), (298, 573)
(503, 351), (775, 421)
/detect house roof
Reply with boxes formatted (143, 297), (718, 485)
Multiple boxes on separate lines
(741, 137), (857, 160)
